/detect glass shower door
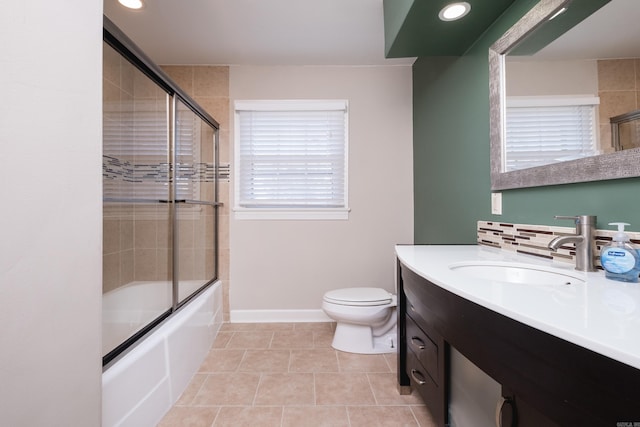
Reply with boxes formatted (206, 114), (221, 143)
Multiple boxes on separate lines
(174, 97), (218, 306)
(102, 25), (220, 366)
(102, 41), (172, 359)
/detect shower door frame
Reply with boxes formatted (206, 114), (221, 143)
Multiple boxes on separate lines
(102, 16), (221, 368)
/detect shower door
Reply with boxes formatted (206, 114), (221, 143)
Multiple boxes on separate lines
(103, 41), (173, 360)
(102, 23), (220, 366)
(173, 97), (218, 306)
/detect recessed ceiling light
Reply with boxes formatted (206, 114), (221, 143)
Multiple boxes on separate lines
(439, 2), (471, 21)
(118, 0), (143, 10)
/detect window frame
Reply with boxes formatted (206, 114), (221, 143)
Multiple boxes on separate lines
(233, 99), (350, 220)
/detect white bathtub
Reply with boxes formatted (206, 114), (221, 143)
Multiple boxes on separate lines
(102, 280), (222, 427)
(102, 280), (207, 356)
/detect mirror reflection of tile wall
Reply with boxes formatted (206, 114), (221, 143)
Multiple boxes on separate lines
(597, 59), (640, 152)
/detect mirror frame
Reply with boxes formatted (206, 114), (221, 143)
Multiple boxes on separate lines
(489, 0), (640, 190)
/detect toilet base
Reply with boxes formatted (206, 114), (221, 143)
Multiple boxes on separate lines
(331, 323), (397, 354)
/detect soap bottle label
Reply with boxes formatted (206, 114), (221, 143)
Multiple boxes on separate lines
(601, 248), (636, 274)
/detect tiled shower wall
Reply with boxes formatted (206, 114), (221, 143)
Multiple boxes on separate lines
(478, 220), (640, 269)
(597, 58), (640, 152)
(103, 44), (171, 292)
(102, 52), (231, 319)
(103, 45), (132, 293)
(161, 66), (231, 321)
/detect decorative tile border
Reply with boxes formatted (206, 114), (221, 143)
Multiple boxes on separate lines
(103, 156), (227, 183)
(478, 220), (640, 269)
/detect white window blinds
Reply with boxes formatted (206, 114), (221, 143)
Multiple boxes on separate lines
(103, 102), (171, 200)
(235, 100), (348, 212)
(103, 103), (200, 201)
(505, 96), (599, 172)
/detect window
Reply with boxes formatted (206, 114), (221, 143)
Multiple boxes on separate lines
(505, 96), (599, 171)
(234, 100), (349, 220)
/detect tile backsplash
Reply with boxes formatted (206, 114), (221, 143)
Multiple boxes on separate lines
(477, 220), (640, 269)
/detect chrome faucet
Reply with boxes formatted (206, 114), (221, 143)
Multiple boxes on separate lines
(548, 215), (597, 272)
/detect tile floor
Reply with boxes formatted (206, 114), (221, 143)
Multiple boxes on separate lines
(159, 322), (437, 426)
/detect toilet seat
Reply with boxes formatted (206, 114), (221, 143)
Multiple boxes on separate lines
(323, 287), (392, 306)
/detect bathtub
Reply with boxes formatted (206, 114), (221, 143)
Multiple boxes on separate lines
(102, 280), (222, 427)
(102, 280), (209, 356)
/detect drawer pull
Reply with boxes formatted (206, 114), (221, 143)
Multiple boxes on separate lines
(410, 336), (426, 350)
(411, 369), (427, 385)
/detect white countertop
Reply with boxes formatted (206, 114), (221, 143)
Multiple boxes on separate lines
(396, 245), (640, 370)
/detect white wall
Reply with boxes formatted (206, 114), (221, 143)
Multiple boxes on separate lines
(506, 59), (598, 96)
(229, 65), (413, 316)
(0, 1), (103, 425)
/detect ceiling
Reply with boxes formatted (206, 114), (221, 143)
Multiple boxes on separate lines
(511, 0), (640, 60)
(103, 0), (415, 66)
(383, 0), (517, 58)
(105, 0), (640, 67)
(534, 0), (640, 60)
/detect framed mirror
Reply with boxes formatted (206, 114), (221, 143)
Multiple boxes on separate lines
(489, 0), (640, 190)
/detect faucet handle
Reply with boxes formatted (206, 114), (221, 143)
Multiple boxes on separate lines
(554, 215), (579, 221)
(554, 215), (597, 226)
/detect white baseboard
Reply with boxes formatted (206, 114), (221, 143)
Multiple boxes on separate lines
(230, 309), (333, 323)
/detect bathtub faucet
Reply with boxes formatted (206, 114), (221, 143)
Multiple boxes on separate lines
(548, 215), (597, 272)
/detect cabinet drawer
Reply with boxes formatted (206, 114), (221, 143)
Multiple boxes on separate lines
(406, 314), (439, 384)
(406, 346), (443, 416)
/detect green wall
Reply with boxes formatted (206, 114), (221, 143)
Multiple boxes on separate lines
(413, 0), (640, 243)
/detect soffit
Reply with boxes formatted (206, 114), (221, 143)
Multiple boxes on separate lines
(384, 0), (518, 57)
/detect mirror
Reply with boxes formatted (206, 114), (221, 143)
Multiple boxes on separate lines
(489, 0), (640, 190)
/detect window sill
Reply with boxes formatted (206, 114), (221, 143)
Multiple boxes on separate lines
(233, 207), (350, 220)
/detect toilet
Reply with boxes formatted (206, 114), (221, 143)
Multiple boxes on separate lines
(322, 287), (397, 354)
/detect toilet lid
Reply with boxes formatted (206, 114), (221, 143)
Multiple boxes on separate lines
(323, 287), (393, 306)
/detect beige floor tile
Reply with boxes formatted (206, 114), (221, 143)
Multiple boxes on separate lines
(368, 373), (424, 405)
(384, 351), (399, 371)
(312, 330), (335, 348)
(212, 331), (233, 348)
(293, 322), (335, 331)
(174, 373), (207, 406)
(410, 405), (439, 427)
(282, 406), (349, 427)
(337, 351), (392, 373)
(191, 373), (260, 406)
(220, 322), (293, 332)
(254, 373), (315, 405)
(289, 349), (339, 373)
(270, 330), (315, 349)
(198, 349), (245, 372)
(314, 373), (376, 405)
(225, 331), (274, 349)
(158, 406), (219, 427)
(348, 405), (419, 426)
(213, 406), (283, 427)
(167, 322), (428, 425)
(238, 349), (291, 373)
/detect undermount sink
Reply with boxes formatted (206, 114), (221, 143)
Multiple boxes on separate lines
(448, 261), (586, 286)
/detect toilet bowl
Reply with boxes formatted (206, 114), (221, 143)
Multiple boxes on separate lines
(322, 287), (397, 354)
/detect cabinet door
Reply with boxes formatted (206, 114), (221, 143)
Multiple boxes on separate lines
(400, 264), (449, 426)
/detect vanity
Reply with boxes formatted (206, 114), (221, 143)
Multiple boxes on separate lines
(396, 245), (640, 427)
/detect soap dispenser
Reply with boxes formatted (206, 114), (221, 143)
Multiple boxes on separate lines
(600, 222), (640, 283)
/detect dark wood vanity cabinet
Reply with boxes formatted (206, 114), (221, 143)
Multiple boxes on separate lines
(397, 259), (640, 427)
(398, 263), (449, 426)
